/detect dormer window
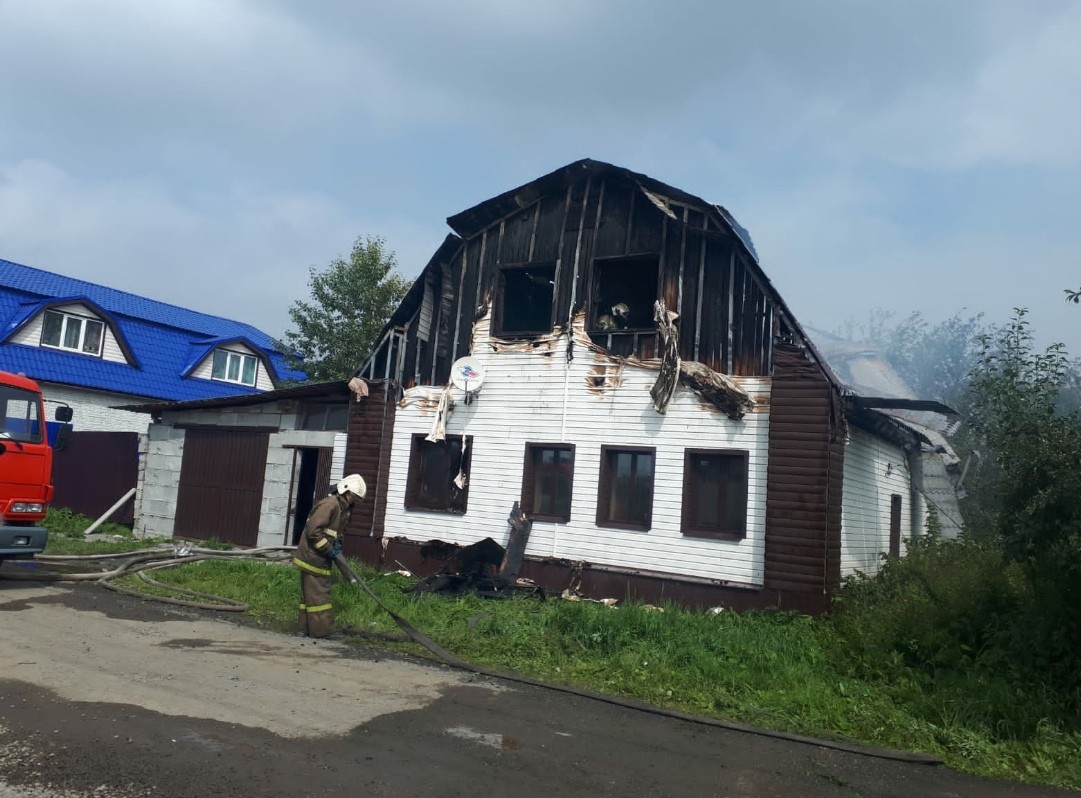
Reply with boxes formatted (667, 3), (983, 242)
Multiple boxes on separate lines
(40, 309), (104, 356)
(212, 348), (258, 386)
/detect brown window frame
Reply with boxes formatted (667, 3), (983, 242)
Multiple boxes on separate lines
(680, 448), (749, 540)
(596, 444), (655, 531)
(404, 433), (473, 514)
(520, 442), (575, 523)
(493, 262), (556, 338)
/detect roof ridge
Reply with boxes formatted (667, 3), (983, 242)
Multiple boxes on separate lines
(0, 256), (271, 340)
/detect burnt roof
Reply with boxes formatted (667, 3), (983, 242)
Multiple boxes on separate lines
(115, 379), (352, 414)
(447, 158), (723, 238)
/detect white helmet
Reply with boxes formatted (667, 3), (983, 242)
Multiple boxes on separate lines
(337, 473), (367, 499)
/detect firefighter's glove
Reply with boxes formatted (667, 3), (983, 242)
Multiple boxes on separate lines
(327, 539), (343, 560)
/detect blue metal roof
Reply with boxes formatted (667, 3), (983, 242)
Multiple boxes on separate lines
(0, 257), (306, 400)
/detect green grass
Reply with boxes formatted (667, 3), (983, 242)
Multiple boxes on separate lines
(40, 507), (165, 555)
(146, 556), (1081, 791)
(29, 518), (1081, 791)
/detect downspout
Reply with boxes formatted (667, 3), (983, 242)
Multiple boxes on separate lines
(904, 443), (923, 540)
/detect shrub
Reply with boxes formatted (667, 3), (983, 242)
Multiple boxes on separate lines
(830, 532), (1071, 737)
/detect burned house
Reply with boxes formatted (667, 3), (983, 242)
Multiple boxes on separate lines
(348, 159), (956, 613)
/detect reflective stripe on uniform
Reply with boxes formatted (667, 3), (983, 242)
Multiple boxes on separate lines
(292, 557), (332, 576)
(304, 603), (333, 614)
(325, 529), (338, 539)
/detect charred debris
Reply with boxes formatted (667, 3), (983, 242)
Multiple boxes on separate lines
(404, 502), (545, 600)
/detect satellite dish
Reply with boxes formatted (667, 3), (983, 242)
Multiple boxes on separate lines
(450, 357), (485, 395)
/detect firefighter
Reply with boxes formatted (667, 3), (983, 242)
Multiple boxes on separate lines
(293, 473), (366, 638)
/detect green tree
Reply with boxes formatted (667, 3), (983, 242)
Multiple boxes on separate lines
(838, 309), (989, 409)
(281, 236), (411, 382)
(967, 309), (1081, 701)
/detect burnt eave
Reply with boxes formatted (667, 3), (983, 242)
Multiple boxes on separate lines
(115, 379), (352, 414)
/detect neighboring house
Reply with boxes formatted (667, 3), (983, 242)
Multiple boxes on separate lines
(805, 327), (965, 540)
(345, 158), (958, 613)
(119, 381), (357, 548)
(0, 256), (306, 519)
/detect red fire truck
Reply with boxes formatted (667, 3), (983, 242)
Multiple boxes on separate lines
(0, 371), (72, 563)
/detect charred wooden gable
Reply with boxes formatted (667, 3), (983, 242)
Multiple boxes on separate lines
(361, 159), (808, 385)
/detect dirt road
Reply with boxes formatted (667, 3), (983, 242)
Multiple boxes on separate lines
(0, 581), (1070, 797)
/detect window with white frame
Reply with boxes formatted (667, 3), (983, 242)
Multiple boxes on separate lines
(211, 348), (259, 386)
(40, 309), (105, 356)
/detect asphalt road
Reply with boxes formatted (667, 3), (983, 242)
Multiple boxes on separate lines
(0, 579), (1071, 798)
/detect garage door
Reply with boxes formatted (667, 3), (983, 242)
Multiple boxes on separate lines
(174, 429), (270, 546)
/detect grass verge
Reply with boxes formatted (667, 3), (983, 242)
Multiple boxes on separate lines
(32, 513), (1080, 791)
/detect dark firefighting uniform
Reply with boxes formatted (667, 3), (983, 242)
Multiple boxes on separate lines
(292, 493), (351, 638)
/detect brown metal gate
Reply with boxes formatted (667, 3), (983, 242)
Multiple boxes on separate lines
(174, 428), (269, 546)
(51, 432), (139, 524)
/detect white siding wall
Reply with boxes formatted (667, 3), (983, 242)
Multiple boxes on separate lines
(331, 432), (347, 482)
(39, 382), (151, 433)
(188, 343), (275, 391)
(11, 303), (129, 365)
(383, 316), (772, 587)
(840, 426), (914, 576)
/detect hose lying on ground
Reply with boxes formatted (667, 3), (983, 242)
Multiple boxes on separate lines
(0, 545), (294, 611)
(338, 560), (945, 767)
(3, 544), (943, 766)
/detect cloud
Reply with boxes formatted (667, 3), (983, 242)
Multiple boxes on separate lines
(0, 159), (443, 337)
(1, 0), (1079, 360)
(831, 1), (1081, 169)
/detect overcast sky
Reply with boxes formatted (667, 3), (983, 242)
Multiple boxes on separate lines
(2, 0), (1079, 357)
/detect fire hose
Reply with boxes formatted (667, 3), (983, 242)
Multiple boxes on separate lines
(3, 547), (943, 765)
(0, 545), (295, 611)
(329, 553), (943, 766)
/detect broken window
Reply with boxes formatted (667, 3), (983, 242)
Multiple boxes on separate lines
(495, 263), (555, 337)
(680, 449), (748, 539)
(597, 445), (655, 531)
(521, 443), (574, 522)
(590, 255), (659, 332)
(405, 434), (472, 514)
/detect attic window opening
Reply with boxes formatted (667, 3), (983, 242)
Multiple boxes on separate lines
(212, 349), (258, 386)
(495, 263), (555, 337)
(590, 255), (659, 332)
(40, 309), (104, 356)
